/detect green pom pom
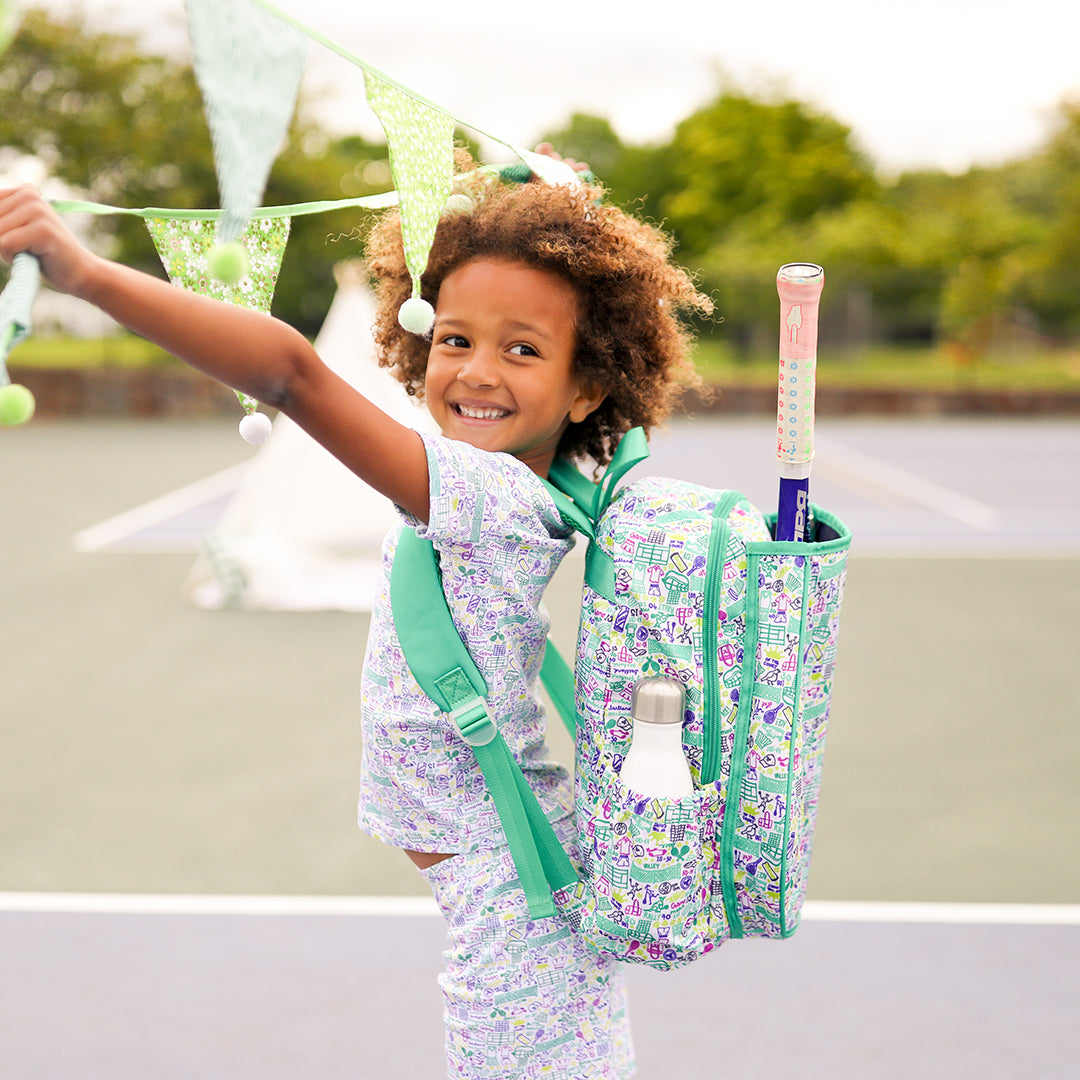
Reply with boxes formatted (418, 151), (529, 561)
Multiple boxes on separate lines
(207, 242), (250, 285)
(0, 383), (36, 426)
(398, 296), (435, 335)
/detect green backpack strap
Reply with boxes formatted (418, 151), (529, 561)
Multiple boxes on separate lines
(542, 427), (651, 602)
(390, 528), (578, 917)
(540, 640), (576, 738)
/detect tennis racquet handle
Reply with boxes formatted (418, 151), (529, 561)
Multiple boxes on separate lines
(776, 263), (824, 542)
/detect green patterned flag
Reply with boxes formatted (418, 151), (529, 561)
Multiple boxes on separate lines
(185, 0), (306, 245)
(145, 215), (291, 415)
(365, 72), (454, 330)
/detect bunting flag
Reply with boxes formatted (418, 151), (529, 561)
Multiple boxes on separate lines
(145, 215), (291, 424)
(365, 72), (454, 330)
(7, 0), (589, 431)
(185, 0), (307, 246)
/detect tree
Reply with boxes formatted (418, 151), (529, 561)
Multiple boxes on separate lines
(1011, 98), (1080, 337)
(535, 112), (624, 178)
(0, 7), (394, 335)
(635, 89), (880, 349)
(0, 7), (218, 279)
(265, 132), (392, 334)
(877, 165), (1046, 354)
(661, 90), (879, 261)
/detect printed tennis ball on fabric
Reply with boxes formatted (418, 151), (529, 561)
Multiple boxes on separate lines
(0, 383), (36, 425)
(207, 242), (250, 285)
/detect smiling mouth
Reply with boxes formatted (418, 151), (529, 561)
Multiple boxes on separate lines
(452, 403), (512, 421)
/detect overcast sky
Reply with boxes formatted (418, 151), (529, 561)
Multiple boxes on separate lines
(40, 0), (1080, 175)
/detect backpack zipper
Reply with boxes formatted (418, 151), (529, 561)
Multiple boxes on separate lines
(700, 491), (743, 786)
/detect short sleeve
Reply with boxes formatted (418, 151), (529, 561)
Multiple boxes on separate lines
(404, 433), (571, 547)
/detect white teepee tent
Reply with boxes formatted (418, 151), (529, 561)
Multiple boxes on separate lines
(184, 262), (434, 612)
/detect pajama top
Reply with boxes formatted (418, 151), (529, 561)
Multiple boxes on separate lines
(357, 433), (576, 853)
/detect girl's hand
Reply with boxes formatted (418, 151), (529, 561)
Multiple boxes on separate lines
(0, 185), (99, 298)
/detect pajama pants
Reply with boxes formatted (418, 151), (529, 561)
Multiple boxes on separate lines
(419, 814), (635, 1079)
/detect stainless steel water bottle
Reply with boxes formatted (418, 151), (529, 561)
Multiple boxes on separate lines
(618, 677), (693, 799)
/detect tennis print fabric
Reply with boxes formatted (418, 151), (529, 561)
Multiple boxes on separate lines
(551, 476), (851, 970)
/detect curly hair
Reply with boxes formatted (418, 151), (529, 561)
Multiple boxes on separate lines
(364, 172), (712, 466)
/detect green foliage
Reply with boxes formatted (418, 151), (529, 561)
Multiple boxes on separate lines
(1009, 99), (1080, 336)
(545, 91), (880, 350)
(266, 132), (391, 334)
(0, 7), (217, 279)
(5, 7), (1080, 355)
(661, 91), (879, 258)
(691, 339), (1080, 393)
(540, 90), (1080, 355)
(9, 332), (174, 368)
(0, 7), (391, 335)
(537, 112), (625, 187)
(663, 91), (878, 349)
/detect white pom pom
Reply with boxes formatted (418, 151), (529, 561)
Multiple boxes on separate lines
(398, 296), (436, 335)
(443, 193), (474, 216)
(239, 412), (273, 445)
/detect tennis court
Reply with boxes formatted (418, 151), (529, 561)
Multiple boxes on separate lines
(2, 415), (1078, 1078)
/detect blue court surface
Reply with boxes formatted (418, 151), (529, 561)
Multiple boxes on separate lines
(2, 416), (1079, 1078)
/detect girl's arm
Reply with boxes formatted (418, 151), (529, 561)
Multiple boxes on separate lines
(0, 186), (430, 521)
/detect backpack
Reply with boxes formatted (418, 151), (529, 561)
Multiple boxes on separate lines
(391, 427), (851, 969)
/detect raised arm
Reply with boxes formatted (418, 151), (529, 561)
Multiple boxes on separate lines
(0, 186), (430, 521)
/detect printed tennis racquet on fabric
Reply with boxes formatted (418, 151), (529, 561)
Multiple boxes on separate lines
(775, 262), (824, 542)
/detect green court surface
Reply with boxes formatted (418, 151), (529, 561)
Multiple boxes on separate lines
(2, 417), (1077, 904)
(2, 417), (1078, 1080)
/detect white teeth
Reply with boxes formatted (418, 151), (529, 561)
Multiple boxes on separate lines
(457, 404), (508, 420)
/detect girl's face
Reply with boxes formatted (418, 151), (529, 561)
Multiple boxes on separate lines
(424, 258), (604, 477)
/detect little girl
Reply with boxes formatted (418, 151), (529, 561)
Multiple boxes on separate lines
(0, 164), (711, 1078)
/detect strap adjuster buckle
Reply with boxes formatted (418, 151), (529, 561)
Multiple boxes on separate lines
(449, 698), (497, 747)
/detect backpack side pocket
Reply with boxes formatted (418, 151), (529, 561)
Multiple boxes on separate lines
(557, 763), (717, 970)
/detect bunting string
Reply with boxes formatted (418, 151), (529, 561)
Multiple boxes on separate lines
(50, 193), (399, 220)
(249, 0), (515, 155)
(1, 0), (586, 430)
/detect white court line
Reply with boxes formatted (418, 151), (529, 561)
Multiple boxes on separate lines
(1, 894), (1078, 925)
(0, 893), (440, 916)
(816, 437), (1002, 531)
(72, 463), (246, 553)
(801, 901), (1080, 925)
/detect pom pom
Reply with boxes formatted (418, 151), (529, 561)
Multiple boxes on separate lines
(0, 383), (36, 426)
(238, 411), (272, 445)
(208, 242), (250, 285)
(398, 296), (435, 335)
(443, 193), (474, 216)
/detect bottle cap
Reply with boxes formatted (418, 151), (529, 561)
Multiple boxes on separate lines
(631, 677), (686, 725)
